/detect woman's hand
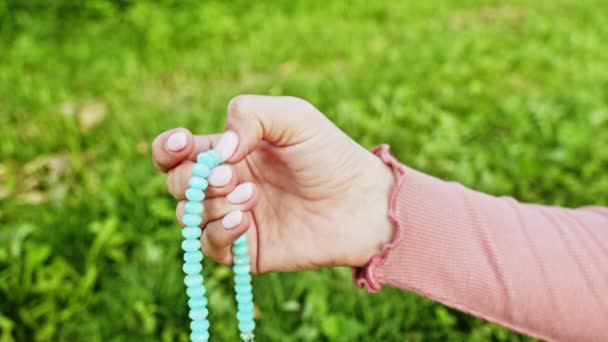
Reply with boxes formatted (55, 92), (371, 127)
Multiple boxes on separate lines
(152, 95), (394, 273)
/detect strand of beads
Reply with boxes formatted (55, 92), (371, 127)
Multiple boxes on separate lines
(181, 149), (256, 342)
(182, 150), (217, 342)
(233, 234), (255, 341)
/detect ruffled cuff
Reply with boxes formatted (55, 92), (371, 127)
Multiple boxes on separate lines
(352, 144), (407, 292)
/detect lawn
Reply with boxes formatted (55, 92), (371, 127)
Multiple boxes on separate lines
(1, 0), (607, 341)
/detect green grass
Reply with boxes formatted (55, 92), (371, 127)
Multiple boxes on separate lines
(1, 0), (607, 341)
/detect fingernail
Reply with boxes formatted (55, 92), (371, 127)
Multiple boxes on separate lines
(222, 210), (242, 229)
(166, 131), (187, 152)
(227, 183), (254, 204)
(208, 165), (232, 187)
(215, 131), (238, 161)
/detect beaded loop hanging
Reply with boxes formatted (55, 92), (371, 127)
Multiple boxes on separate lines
(181, 150), (255, 342)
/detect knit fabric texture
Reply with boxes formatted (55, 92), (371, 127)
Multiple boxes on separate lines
(354, 145), (608, 342)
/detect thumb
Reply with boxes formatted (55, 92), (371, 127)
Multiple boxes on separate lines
(214, 95), (323, 163)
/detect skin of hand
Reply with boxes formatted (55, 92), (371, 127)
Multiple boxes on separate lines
(152, 95), (394, 273)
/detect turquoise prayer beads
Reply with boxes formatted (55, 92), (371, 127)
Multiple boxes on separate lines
(181, 150), (255, 341)
(232, 234), (255, 339)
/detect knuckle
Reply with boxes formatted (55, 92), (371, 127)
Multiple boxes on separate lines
(202, 197), (217, 213)
(166, 170), (180, 198)
(200, 211), (209, 226)
(227, 95), (251, 119)
(200, 240), (210, 257)
(200, 238), (224, 264)
(175, 203), (184, 222)
(217, 253), (232, 267)
(151, 136), (162, 159)
(288, 96), (314, 111)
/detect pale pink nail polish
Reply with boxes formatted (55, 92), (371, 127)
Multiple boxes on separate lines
(227, 183), (254, 204)
(208, 165), (232, 187)
(166, 131), (187, 152)
(222, 210), (242, 229)
(214, 131), (238, 161)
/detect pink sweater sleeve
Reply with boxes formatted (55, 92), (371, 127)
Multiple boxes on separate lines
(354, 145), (608, 342)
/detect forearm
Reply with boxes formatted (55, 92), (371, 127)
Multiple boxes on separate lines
(355, 145), (608, 342)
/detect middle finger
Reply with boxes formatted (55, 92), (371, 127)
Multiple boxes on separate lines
(166, 161), (238, 200)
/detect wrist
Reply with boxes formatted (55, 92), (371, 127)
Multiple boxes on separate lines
(345, 150), (395, 268)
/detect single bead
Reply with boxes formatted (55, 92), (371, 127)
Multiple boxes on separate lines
(189, 307), (209, 320)
(181, 239), (201, 252)
(235, 283), (252, 293)
(238, 301), (254, 312)
(208, 150), (221, 166)
(233, 255), (250, 265)
(182, 262), (202, 274)
(184, 274), (203, 287)
(190, 319), (210, 331)
(184, 250), (203, 263)
(233, 264), (251, 275)
(190, 330), (210, 342)
(196, 152), (209, 165)
(188, 297), (208, 309)
(187, 284), (207, 298)
(192, 163), (211, 178)
(184, 201), (204, 214)
(238, 320), (255, 333)
(237, 305), (254, 315)
(188, 177), (209, 190)
(232, 244), (248, 255)
(236, 292), (253, 303)
(197, 152), (218, 168)
(182, 227), (202, 240)
(233, 234), (248, 246)
(237, 310), (255, 322)
(234, 274), (252, 284)
(185, 188), (205, 201)
(182, 214), (202, 227)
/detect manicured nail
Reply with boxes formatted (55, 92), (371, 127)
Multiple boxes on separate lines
(214, 130), (238, 161)
(207, 165), (232, 187)
(222, 210), (242, 229)
(166, 131), (187, 152)
(227, 183), (254, 204)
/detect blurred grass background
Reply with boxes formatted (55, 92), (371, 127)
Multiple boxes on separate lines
(1, 0), (607, 341)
